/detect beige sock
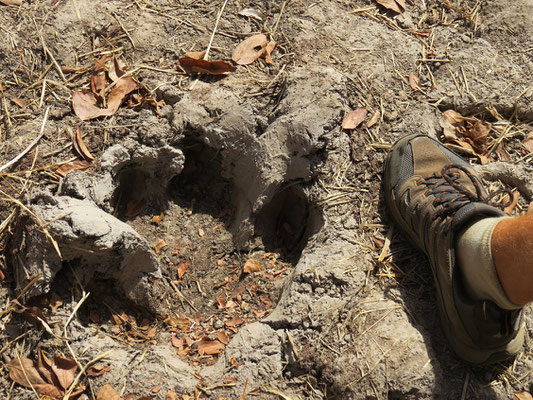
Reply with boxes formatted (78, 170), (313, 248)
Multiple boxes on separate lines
(456, 217), (521, 310)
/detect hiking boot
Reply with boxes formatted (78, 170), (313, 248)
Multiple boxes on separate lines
(383, 133), (525, 364)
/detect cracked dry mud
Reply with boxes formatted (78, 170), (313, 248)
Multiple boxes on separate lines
(1, 0), (533, 399)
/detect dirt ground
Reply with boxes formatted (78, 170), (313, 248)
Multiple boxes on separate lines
(1, 0), (533, 399)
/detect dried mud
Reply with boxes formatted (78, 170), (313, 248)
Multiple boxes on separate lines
(1, 0), (533, 399)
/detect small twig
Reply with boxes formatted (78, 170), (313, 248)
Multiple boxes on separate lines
(112, 12), (136, 49)
(272, 0), (290, 37)
(0, 107), (50, 173)
(262, 385), (293, 400)
(204, 0), (229, 61)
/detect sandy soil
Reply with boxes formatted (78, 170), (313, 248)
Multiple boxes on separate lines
(1, 0), (533, 399)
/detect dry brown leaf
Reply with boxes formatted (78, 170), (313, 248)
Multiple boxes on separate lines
(107, 76), (138, 114)
(177, 261), (189, 279)
(197, 338), (225, 355)
(341, 107), (367, 130)
(217, 331), (229, 345)
(155, 239), (168, 254)
(225, 317), (244, 327)
(11, 97), (24, 108)
(366, 110), (380, 128)
(238, 8), (263, 20)
(72, 91), (113, 121)
(440, 110), (465, 141)
(514, 391), (533, 400)
(374, 0), (402, 13)
(408, 72), (421, 91)
(493, 141), (511, 162)
(91, 71), (107, 101)
(125, 198), (146, 217)
(463, 120), (491, 145)
(97, 384), (122, 400)
(34, 383), (64, 398)
(0, 0), (22, 5)
(87, 364), (111, 377)
(166, 390), (179, 400)
(110, 57), (126, 82)
(232, 34), (268, 65)
(37, 350), (58, 386)
(51, 356), (77, 390)
(152, 213), (164, 224)
(8, 357), (46, 388)
(522, 132), (533, 153)
(184, 50), (206, 60)
(178, 56), (236, 75)
(394, 0), (406, 10)
(56, 160), (92, 177)
(243, 259), (261, 274)
(263, 41), (276, 65)
(73, 127), (95, 161)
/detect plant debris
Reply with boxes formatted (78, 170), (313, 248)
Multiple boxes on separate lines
(374, 0), (405, 13)
(178, 57), (236, 75)
(342, 107), (368, 130)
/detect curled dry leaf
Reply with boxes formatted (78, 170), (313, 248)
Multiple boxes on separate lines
(155, 239), (168, 254)
(107, 76), (138, 114)
(72, 91), (113, 121)
(225, 317), (244, 327)
(263, 41), (276, 64)
(440, 109), (464, 141)
(232, 34), (268, 65)
(73, 127), (95, 161)
(374, 0), (404, 13)
(56, 160), (92, 177)
(87, 364), (111, 377)
(238, 7), (263, 20)
(522, 132), (533, 153)
(243, 259), (261, 273)
(514, 390), (533, 400)
(217, 331), (229, 345)
(177, 261), (189, 279)
(51, 356), (77, 390)
(8, 357), (46, 388)
(408, 72), (421, 91)
(166, 390), (179, 400)
(366, 110), (380, 128)
(463, 120), (491, 146)
(342, 107), (368, 130)
(97, 384), (122, 400)
(184, 50), (206, 60)
(0, 0), (22, 5)
(178, 56), (236, 75)
(197, 338), (225, 355)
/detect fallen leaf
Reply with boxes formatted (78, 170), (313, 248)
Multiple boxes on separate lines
(166, 390), (179, 400)
(440, 109), (465, 141)
(463, 120), (491, 147)
(177, 261), (189, 279)
(514, 391), (533, 400)
(97, 384), (122, 400)
(225, 317), (244, 327)
(341, 107), (367, 130)
(184, 50), (206, 60)
(87, 364), (111, 377)
(374, 0), (403, 13)
(37, 350), (56, 386)
(262, 41), (276, 64)
(232, 34), (268, 65)
(217, 331), (229, 345)
(73, 127), (95, 161)
(238, 8), (263, 20)
(197, 338), (225, 355)
(493, 141), (511, 162)
(155, 239), (168, 254)
(109, 57), (126, 82)
(11, 97), (24, 108)
(152, 213), (164, 224)
(8, 357), (46, 388)
(107, 76), (138, 114)
(178, 57), (236, 75)
(243, 259), (261, 274)
(72, 91), (113, 121)
(522, 132), (533, 153)
(0, 0), (22, 5)
(366, 110), (380, 128)
(216, 296), (226, 309)
(56, 160), (92, 177)
(125, 198), (146, 217)
(51, 356), (77, 390)
(91, 70), (107, 101)
(171, 334), (182, 349)
(408, 72), (421, 91)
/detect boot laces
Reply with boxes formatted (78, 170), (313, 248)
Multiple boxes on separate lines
(421, 164), (512, 223)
